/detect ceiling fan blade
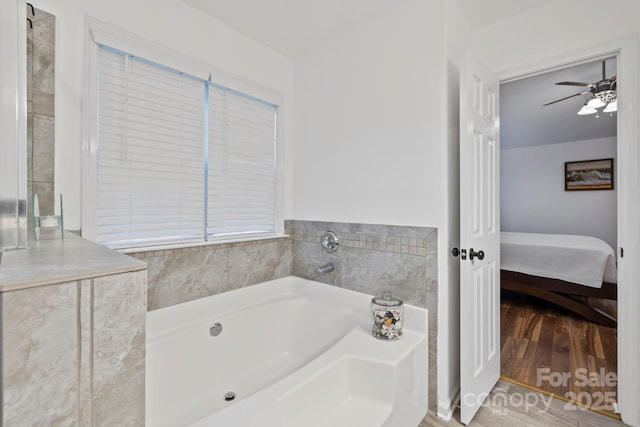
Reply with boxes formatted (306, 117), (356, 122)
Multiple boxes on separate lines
(543, 90), (590, 106)
(555, 81), (592, 87)
(611, 74), (617, 81)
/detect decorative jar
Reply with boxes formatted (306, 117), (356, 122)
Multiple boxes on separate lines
(371, 291), (403, 340)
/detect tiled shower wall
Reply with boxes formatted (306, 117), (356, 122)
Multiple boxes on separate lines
(132, 219), (438, 410)
(27, 7), (56, 220)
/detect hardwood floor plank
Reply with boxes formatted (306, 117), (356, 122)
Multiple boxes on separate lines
(593, 327), (605, 359)
(534, 316), (555, 369)
(515, 337), (529, 359)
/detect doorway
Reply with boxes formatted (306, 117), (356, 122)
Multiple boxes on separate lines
(498, 56), (619, 417)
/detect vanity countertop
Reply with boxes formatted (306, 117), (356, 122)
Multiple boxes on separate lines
(0, 233), (146, 292)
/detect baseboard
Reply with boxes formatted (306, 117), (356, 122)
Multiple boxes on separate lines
(437, 380), (460, 421)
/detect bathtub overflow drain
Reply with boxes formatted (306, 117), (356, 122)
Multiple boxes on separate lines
(209, 322), (223, 337)
(224, 391), (236, 402)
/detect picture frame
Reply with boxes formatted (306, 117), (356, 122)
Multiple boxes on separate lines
(565, 158), (614, 191)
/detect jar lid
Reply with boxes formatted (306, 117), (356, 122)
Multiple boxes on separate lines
(372, 291), (403, 307)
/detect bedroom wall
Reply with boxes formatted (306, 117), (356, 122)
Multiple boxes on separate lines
(501, 136), (617, 248)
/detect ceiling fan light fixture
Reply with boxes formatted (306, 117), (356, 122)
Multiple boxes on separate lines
(587, 97), (606, 109)
(578, 105), (597, 115)
(595, 89), (617, 104)
(603, 100), (618, 113)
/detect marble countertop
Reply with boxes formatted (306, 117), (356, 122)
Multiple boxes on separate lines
(0, 233), (146, 292)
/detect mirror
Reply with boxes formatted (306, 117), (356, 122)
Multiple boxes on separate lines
(26, 4), (56, 231)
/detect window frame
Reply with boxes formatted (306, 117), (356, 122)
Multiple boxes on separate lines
(83, 18), (284, 251)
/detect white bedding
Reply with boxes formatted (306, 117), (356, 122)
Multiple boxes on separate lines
(501, 231), (617, 288)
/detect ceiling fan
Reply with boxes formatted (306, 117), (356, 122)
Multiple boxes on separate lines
(543, 60), (617, 114)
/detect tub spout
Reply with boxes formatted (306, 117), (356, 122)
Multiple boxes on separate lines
(317, 262), (334, 274)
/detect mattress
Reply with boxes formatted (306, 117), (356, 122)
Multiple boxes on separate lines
(501, 231), (617, 288)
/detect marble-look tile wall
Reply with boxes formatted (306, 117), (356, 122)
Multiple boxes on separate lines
(92, 272), (146, 426)
(1, 270), (146, 426)
(287, 219), (439, 411)
(131, 237), (292, 310)
(27, 7), (56, 222)
(2, 282), (77, 424)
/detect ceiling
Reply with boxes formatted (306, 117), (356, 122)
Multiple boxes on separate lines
(180, 0), (398, 57)
(180, 0), (556, 57)
(501, 57), (617, 150)
(456, 0), (555, 31)
(179, 0), (617, 149)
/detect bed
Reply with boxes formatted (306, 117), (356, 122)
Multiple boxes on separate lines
(500, 231), (618, 327)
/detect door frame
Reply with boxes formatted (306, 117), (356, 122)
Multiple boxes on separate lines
(494, 35), (639, 426)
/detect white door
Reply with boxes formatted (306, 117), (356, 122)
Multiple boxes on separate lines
(459, 53), (501, 425)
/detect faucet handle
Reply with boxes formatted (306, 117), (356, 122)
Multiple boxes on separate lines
(321, 231), (340, 253)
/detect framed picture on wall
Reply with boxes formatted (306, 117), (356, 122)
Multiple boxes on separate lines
(565, 158), (614, 191)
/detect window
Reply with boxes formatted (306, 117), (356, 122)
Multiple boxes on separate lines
(95, 45), (278, 249)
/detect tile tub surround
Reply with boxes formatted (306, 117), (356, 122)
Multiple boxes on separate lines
(0, 235), (147, 426)
(130, 237), (292, 310)
(288, 219), (438, 412)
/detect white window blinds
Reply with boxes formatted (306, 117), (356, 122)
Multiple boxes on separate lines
(207, 86), (277, 237)
(95, 45), (277, 249)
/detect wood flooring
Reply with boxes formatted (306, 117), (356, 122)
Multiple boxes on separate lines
(500, 290), (618, 417)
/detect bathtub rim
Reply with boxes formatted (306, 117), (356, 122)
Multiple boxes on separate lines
(146, 275), (428, 341)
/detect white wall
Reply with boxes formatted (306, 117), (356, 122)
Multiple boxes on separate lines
(26, 0), (294, 230)
(501, 137), (617, 248)
(291, 0), (446, 228)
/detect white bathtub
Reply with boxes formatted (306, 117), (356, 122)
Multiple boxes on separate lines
(146, 276), (428, 427)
